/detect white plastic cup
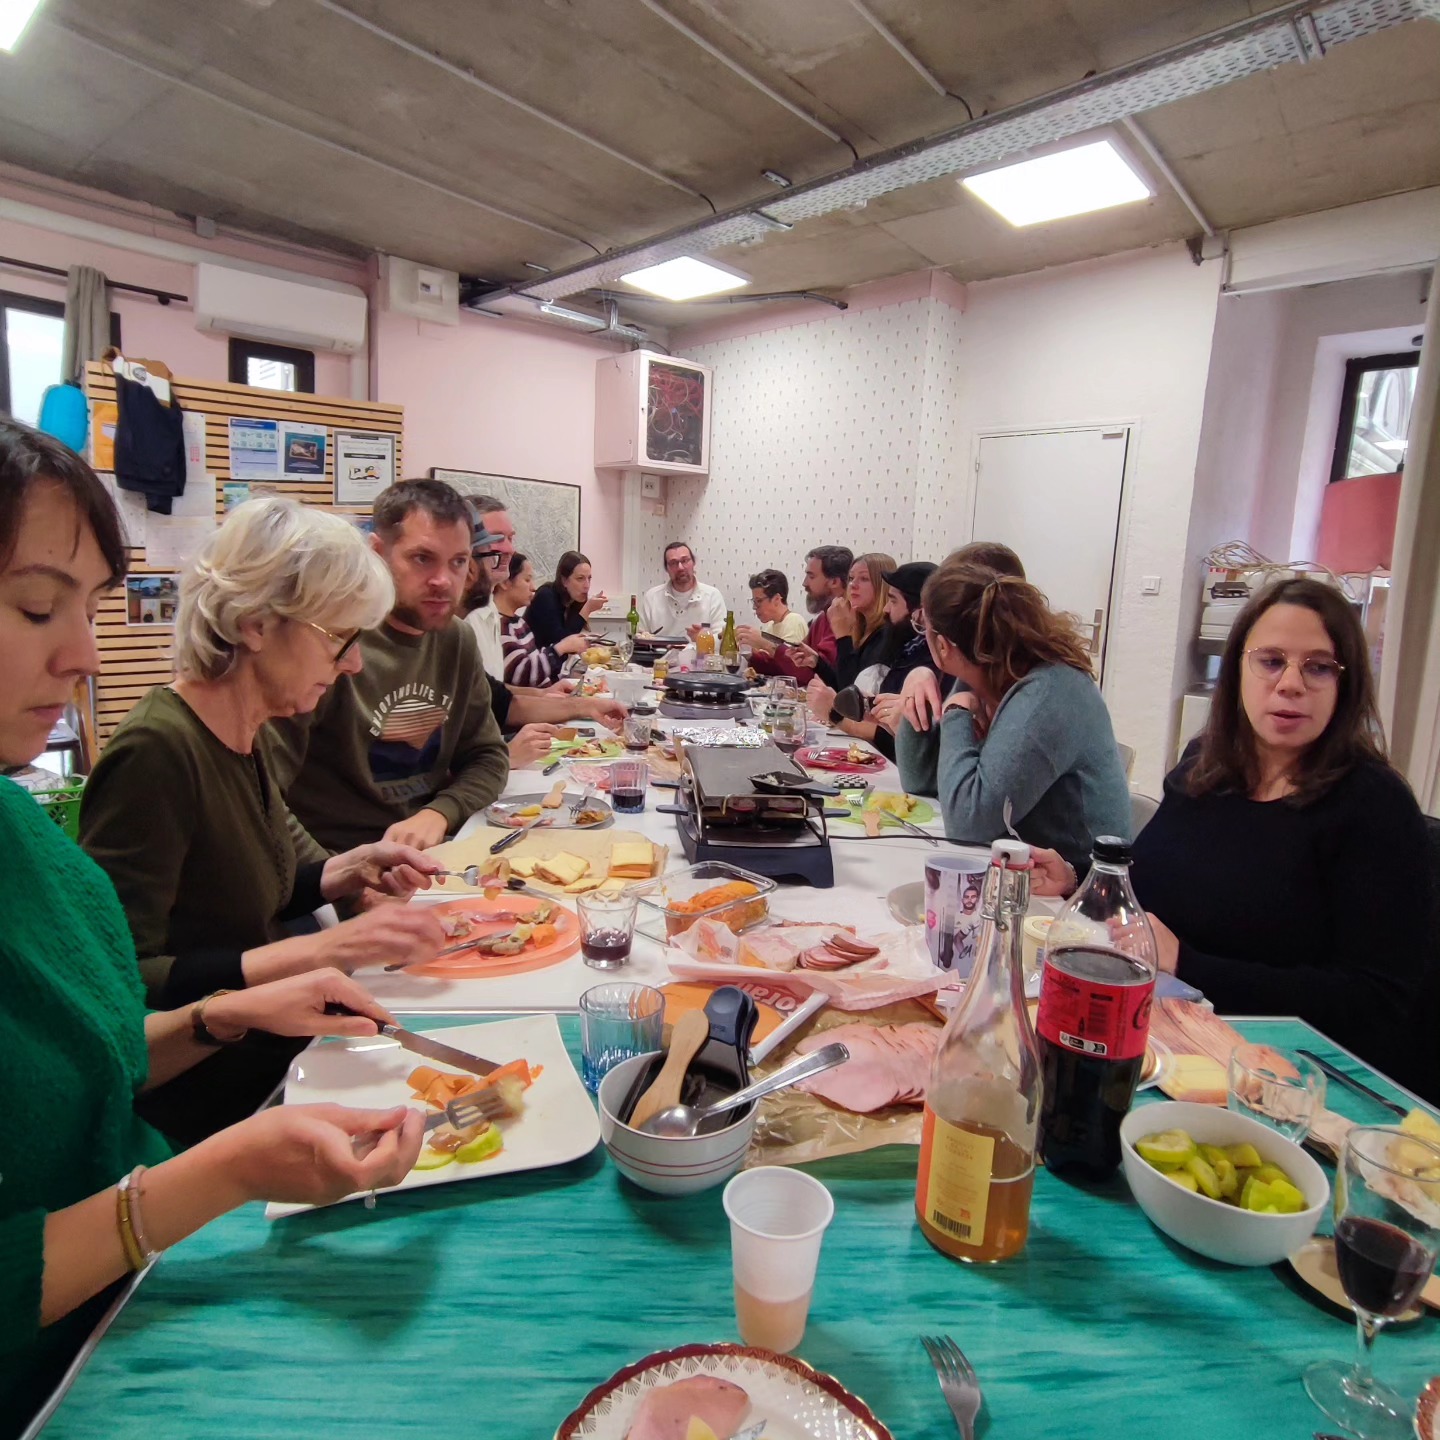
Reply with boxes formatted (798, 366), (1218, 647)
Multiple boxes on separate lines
(722, 1167), (834, 1353)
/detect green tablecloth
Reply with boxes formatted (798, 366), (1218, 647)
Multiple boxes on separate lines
(42, 1019), (1437, 1439)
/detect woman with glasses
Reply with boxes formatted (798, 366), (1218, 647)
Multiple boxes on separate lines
(79, 497), (447, 1144)
(1033, 576), (1429, 1084)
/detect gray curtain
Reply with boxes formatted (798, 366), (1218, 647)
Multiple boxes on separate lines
(61, 264), (110, 384)
(1377, 261), (1440, 815)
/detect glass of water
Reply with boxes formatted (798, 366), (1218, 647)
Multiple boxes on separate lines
(1226, 1044), (1327, 1141)
(578, 982), (664, 1093)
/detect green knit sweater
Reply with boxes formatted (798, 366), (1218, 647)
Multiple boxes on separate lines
(0, 778), (171, 1433)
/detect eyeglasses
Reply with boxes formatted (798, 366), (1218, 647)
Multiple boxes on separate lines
(305, 621), (362, 663)
(1243, 647), (1344, 688)
(912, 609), (929, 635)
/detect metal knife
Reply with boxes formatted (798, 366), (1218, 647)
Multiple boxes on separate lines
(323, 1006), (500, 1077)
(378, 1024), (501, 1078)
(490, 812), (550, 853)
(1296, 1049), (1407, 1118)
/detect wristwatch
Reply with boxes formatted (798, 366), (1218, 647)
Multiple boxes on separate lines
(191, 989), (248, 1047)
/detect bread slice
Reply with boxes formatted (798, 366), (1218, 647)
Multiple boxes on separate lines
(534, 852), (589, 886)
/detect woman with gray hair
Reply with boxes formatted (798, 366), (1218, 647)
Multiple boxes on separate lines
(80, 497), (447, 1145)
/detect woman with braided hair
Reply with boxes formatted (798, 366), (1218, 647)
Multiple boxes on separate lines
(895, 558), (1130, 872)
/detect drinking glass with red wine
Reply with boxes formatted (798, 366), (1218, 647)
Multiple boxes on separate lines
(1304, 1125), (1440, 1439)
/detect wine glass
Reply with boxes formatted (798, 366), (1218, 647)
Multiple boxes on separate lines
(1304, 1125), (1440, 1438)
(611, 634), (634, 669)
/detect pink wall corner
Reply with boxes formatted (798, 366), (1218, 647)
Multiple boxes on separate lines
(373, 309), (628, 586)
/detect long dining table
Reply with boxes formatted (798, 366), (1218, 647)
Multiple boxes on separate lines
(35, 725), (1440, 1439)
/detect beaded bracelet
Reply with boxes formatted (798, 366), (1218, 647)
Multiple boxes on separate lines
(115, 1165), (157, 1272)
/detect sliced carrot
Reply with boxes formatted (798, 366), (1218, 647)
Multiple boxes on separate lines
(476, 1058), (534, 1091)
(529, 922), (558, 947)
(408, 1065), (443, 1095)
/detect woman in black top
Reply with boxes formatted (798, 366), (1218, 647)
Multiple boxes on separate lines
(1032, 577), (1431, 1091)
(794, 552), (900, 691)
(525, 550), (606, 650)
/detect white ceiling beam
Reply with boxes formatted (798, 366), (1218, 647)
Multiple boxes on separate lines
(1119, 116), (1215, 237)
(50, 21), (605, 256)
(636, 0), (847, 147)
(845, 0), (948, 98)
(312, 0), (712, 208)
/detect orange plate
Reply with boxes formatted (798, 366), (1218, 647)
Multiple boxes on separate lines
(405, 895), (581, 979)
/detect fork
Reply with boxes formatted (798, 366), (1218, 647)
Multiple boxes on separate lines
(921, 1334), (981, 1440)
(424, 1088), (515, 1130)
(568, 784), (595, 823)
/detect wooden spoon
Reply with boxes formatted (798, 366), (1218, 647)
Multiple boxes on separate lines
(627, 1010), (710, 1133)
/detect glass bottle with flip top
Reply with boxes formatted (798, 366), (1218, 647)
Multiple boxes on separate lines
(916, 839), (1041, 1263)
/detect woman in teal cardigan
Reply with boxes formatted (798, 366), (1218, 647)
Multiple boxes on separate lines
(0, 421), (425, 1436)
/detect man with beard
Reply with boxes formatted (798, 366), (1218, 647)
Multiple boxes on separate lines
(743, 544), (852, 685)
(269, 481), (621, 852)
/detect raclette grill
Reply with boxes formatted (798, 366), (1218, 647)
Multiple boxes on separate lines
(673, 742), (834, 887)
(659, 668), (754, 720)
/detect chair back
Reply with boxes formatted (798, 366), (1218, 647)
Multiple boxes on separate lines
(1129, 791), (1160, 838)
(1116, 742), (1136, 778)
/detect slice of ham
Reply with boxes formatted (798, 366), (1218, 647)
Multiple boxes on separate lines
(625, 1376), (750, 1440)
(795, 1022), (940, 1112)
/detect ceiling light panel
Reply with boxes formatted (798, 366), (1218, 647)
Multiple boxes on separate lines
(621, 256), (749, 301)
(0, 0), (44, 51)
(962, 140), (1151, 226)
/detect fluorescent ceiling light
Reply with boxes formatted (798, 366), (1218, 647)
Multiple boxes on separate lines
(961, 139), (1151, 227)
(0, 0), (44, 51)
(621, 255), (749, 302)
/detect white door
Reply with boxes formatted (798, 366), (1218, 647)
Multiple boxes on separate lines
(970, 427), (1129, 679)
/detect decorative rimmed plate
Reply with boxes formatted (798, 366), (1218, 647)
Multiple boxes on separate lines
(797, 745), (885, 773)
(555, 1343), (893, 1439)
(1416, 1375), (1439, 1440)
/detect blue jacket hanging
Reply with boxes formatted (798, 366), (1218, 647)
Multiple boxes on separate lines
(113, 372), (186, 513)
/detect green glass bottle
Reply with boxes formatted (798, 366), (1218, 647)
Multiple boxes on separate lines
(627, 593), (640, 638)
(720, 610), (740, 672)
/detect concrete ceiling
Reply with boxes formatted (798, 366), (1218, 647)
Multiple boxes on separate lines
(1, 0), (1438, 327)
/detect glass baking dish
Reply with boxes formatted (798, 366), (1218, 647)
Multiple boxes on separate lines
(632, 860), (777, 943)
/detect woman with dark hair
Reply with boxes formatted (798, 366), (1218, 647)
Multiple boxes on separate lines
(525, 550), (606, 650)
(497, 551), (588, 688)
(0, 420), (422, 1434)
(896, 558), (1130, 872)
(1037, 576), (1429, 1082)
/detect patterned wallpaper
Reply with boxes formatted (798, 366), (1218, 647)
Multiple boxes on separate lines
(634, 298), (965, 618)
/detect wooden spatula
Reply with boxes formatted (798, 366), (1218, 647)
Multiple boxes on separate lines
(627, 1010), (710, 1133)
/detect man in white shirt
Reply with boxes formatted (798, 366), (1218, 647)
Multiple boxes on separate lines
(638, 541), (727, 637)
(460, 496), (515, 683)
(738, 568), (808, 648)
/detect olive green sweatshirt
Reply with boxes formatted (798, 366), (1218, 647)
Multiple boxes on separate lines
(267, 617), (509, 852)
(79, 685), (326, 1144)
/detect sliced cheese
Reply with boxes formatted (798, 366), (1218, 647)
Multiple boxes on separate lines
(510, 858), (538, 879)
(608, 839), (655, 879)
(534, 851), (589, 886)
(597, 878), (630, 893)
(1164, 1054), (1228, 1104)
(565, 878), (606, 894)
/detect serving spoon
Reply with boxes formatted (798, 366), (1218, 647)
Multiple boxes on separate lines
(640, 1042), (850, 1137)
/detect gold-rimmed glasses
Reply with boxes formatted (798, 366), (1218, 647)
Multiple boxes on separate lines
(1243, 647), (1343, 688)
(305, 621), (361, 663)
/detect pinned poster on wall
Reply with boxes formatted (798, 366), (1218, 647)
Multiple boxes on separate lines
(334, 430), (395, 505)
(280, 422), (328, 480)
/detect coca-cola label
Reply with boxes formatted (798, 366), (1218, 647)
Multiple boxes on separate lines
(1036, 965), (1154, 1061)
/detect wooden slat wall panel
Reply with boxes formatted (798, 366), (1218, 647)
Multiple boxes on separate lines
(85, 364), (403, 747)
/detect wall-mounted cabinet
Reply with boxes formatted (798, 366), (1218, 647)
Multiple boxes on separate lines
(595, 352), (711, 475)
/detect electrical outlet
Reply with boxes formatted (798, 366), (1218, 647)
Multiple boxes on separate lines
(1142, 576), (1161, 595)
(639, 473), (663, 499)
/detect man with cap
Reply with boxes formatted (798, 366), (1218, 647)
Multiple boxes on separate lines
(460, 495), (514, 684)
(804, 559), (937, 763)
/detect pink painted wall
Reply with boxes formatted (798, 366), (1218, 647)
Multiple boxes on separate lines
(373, 309), (627, 587)
(0, 212), (356, 394)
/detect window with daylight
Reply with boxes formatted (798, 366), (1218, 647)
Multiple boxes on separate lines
(0, 291), (65, 424)
(1330, 351), (1419, 483)
(229, 337), (316, 394)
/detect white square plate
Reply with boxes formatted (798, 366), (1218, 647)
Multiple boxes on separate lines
(266, 1014), (600, 1218)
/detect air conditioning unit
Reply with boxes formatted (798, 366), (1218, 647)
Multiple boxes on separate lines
(193, 263), (368, 353)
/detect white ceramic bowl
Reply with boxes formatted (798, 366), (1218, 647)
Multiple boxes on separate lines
(596, 1052), (757, 1196)
(1119, 1100), (1329, 1266)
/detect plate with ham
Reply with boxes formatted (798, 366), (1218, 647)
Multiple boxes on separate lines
(554, 1344), (892, 1439)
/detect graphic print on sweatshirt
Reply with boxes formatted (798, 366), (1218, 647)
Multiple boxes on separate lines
(367, 683), (452, 789)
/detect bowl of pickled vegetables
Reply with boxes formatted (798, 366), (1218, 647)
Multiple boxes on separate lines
(1119, 1100), (1329, 1265)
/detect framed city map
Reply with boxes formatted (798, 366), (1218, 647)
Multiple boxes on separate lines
(430, 469), (581, 585)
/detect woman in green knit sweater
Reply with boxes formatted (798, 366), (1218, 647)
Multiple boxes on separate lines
(0, 422), (425, 1436)
(80, 497), (449, 1144)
